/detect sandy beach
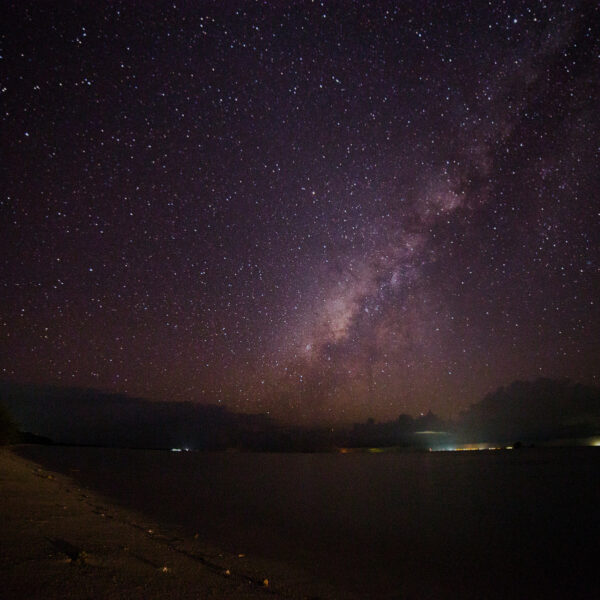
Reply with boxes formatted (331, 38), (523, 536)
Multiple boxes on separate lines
(0, 448), (330, 600)
(4, 445), (598, 600)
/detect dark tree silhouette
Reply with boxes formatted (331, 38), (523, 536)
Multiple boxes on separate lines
(457, 378), (600, 442)
(0, 403), (17, 445)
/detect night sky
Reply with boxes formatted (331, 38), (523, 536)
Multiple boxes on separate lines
(2, 1), (599, 424)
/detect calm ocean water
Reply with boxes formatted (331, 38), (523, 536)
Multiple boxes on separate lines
(16, 446), (600, 599)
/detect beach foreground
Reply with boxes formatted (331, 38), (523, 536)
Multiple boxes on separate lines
(0, 449), (325, 600)
(4, 445), (598, 599)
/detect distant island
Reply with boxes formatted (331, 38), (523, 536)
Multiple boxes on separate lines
(1, 379), (599, 451)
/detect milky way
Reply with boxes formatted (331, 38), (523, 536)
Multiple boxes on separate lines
(2, 2), (599, 423)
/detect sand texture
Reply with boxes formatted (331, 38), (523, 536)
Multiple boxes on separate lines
(0, 448), (333, 600)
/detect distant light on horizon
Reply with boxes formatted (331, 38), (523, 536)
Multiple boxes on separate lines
(430, 444), (513, 452)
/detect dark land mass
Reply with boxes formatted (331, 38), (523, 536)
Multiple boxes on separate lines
(1, 378), (599, 451)
(456, 378), (600, 443)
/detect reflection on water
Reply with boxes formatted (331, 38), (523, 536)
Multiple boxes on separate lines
(17, 446), (600, 600)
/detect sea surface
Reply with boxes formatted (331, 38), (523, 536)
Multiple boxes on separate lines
(16, 446), (599, 599)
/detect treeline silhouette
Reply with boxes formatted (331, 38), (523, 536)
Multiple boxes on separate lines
(0, 383), (271, 450)
(347, 379), (600, 447)
(1, 378), (599, 451)
(456, 378), (600, 443)
(347, 410), (448, 448)
(0, 401), (17, 445)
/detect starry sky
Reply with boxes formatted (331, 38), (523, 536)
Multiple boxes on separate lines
(2, 1), (599, 424)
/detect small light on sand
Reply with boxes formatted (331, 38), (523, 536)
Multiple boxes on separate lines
(262, 578), (269, 587)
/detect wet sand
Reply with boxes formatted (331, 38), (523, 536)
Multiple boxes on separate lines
(0, 448), (334, 600)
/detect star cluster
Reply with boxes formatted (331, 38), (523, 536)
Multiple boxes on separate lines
(2, 1), (598, 423)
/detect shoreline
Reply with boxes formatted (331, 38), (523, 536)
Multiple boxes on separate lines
(0, 448), (333, 600)
(5, 444), (597, 600)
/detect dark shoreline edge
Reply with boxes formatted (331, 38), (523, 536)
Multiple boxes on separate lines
(0, 448), (344, 600)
